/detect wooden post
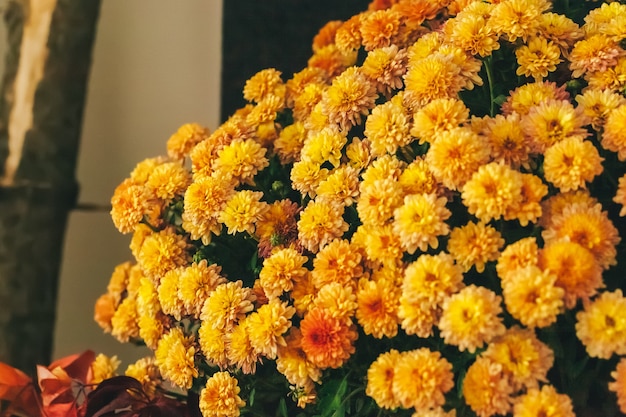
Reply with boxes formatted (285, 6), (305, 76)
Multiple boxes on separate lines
(0, 0), (100, 374)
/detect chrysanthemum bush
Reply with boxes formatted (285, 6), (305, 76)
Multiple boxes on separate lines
(92, 0), (626, 416)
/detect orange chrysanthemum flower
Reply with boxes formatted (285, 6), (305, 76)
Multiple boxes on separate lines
(359, 9), (402, 51)
(356, 277), (400, 338)
(426, 126), (492, 191)
(300, 307), (358, 369)
(609, 358), (626, 414)
(542, 202), (621, 269)
(539, 241), (603, 309)
(311, 239), (363, 289)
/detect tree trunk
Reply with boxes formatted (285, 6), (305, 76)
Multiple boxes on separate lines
(0, 0), (100, 374)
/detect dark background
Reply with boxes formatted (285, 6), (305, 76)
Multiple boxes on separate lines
(220, 1), (370, 121)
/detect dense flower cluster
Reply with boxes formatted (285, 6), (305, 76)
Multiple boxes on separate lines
(98, 0), (626, 416)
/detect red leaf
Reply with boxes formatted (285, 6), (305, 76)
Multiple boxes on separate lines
(48, 350), (96, 384)
(0, 361), (32, 401)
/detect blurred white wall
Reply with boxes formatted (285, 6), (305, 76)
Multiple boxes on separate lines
(51, 1), (223, 365)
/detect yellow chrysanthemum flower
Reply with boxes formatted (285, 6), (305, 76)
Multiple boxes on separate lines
(438, 285), (505, 353)
(404, 53), (464, 109)
(200, 281), (256, 332)
(275, 122), (307, 165)
(214, 138), (269, 185)
(146, 161), (191, 202)
(125, 357), (161, 398)
(602, 103), (626, 161)
(411, 98), (469, 144)
(543, 137), (604, 192)
(426, 126), (491, 191)
(512, 385), (575, 417)
(154, 327), (198, 390)
(392, 193), (451, 254)
(199, 371), (246, 417)
(496, 237), (539, 283)
(219, 190), (269, 235)
(361, 45), (407, 96)
(177, 260), (226, 318)
(447, 221), (504, 273)
(576, 289), (626, 359)
(246, 298), (295, 359)
(505, 173), (548, 226)
(301, 127), (346, 168)
(489, 0), (550, 43)
(501, 265), (564, 328)
(462, 357), (514, 417)
(391, 348), (454, 411)
(259, 247), (308, 300)
(446, 8), (500, 57)
(398, 157), (440, 195)
(569, 33), (624, 78)
(312, 282), (358, 323)
(321, 66), (379, 131)
(522, 99), (589, 154)
(243, 68), (284, 104)
(226, 318), (259, 375)
(575, 87), (626, 130)
(110, 296), (140, 343)
(91, 353), (120, 384)
(365, 95), (411, 157)
(297, 199), (349, 253)
(166, 123), (210, 161)
(515, 37), (562, 81)
(482, 326), (554, 390)
(366, 349), (403, 409)
(461, 162), (524, 223)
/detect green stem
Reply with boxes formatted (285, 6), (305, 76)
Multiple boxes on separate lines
(484, 56), (496, 117)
